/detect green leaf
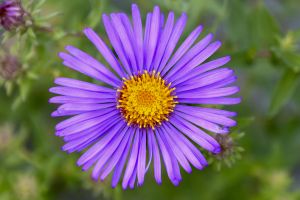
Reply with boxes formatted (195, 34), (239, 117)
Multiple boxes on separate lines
(226, 0), (279, 50)
(4, 81), (14, 96)
(269, 69), (300, 116)
(86, 0), (105, 28)
(38, 12), (62, 21)
(248, 3), (279, 48)
(280, 51), (300, 72)
(32, 0), (47, 12)
(271, 31), (300, 72)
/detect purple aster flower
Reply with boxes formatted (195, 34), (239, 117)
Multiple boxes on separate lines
(49, 4), (240, 189)
(0, 0), (25, 30)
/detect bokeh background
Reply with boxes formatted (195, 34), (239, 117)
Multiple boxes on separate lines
(1, 0), (300, 199)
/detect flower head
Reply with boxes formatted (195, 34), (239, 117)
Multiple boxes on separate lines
(0, 0), (25, 30)
(49, 4), (240, 189)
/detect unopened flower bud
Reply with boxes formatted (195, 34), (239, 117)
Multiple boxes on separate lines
(0, 54), (21, 80)
(0, 0), (25, 30)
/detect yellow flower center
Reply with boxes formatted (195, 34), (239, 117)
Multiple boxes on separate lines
(117, 71), (177, 129)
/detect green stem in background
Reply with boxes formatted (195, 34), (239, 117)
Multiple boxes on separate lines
(210, 0), (228, 33)
(113, 186), (122, 200)
(268, 69), (300, 117)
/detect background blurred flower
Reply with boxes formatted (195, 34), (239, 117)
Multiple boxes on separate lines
(13, 173), (38, 200)
(0, 54), (21, 80)
(0, 0), (25, 31)
(212, 132), (244, 170)
(0, 123), (13, 152)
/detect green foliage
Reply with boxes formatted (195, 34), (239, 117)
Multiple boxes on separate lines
(0, 0), (300, 200)
(269, 69), (299, 116)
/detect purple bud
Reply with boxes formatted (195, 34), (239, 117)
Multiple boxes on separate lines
(0, 0), (25, 30)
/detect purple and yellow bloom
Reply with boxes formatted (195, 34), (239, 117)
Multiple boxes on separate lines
(49, 4), (240, 189)
(0, 0), (24, 30)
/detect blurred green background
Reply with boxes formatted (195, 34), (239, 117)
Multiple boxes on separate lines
(0, 0), (300, 199)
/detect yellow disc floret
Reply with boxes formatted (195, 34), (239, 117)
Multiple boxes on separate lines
(117, 71), (177, 129)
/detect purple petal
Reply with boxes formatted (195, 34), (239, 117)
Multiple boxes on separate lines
(157, 13), (187, 73)
(175, 68), (234, 92)
(184, 107), (237, 117)
(54, 77), (115, 93)
(100, 128), (134, 181)
(55, 107), (115, 131)
(149, 129), (161, 184)
(167, 40), (222, 82)
(111, 127), (135, 188)
(176, 76), (237, 94)
(176, 73), (237, 95)
(65, 45), (121, 83)
(145, 6), (160, 70)
(178, 97), (241, 105)
(137, 129), (146, 186)
(169, 115), (220, 152)
(56, 103), (115, 113)
(131, 4), (144, 71)
(77, 121), (126, 166)
(122, 128), (140, 189)
(162, 32), (212, 77)
(128, 165), (137, 189)
(51, 110), (82, 117)
(155, 128), (181, 186)
(120, 13), (140, 74)
(62, 117), (121, 153)
(163, 25), (203, 73)
(160, 13), (165, 30)
(151, 12), (175, 71)
(163, 123), (207, 169)
(110, 13), (138, 73)
(173, 56), (231, 86)
(160, 125), (192, 173)
(204, 76), (238, 90)
(63, 122), (104, 142)
(175, 105), (237, 127)
(49, 96), (105, 104)
(91, 126), (130, 181)
(49, 86), (116, 99)
(81, 121), (126, 171)
(145, 129), (153, 172)
(57, 110), (120, 136)
(59, 52), (119, 87)
(102, 14), (132, 75)
(143, 13), (152, 70)
(83, 28), (126, 78)
(177, 86), (240, 99)
(174, 111), (229, 134)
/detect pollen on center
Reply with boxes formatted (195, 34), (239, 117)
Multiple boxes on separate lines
(117, 71), (177, 129)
